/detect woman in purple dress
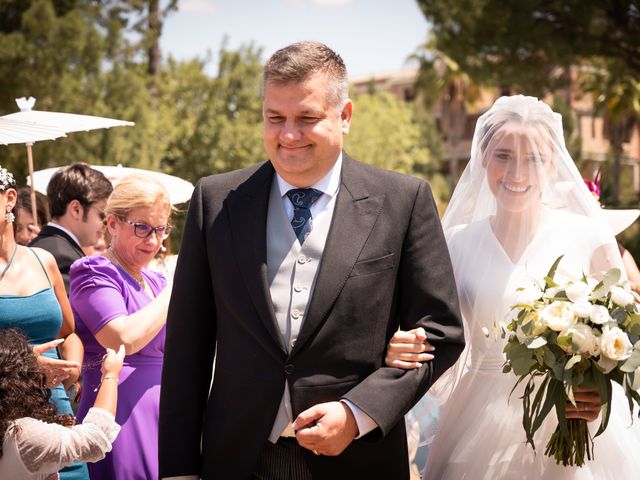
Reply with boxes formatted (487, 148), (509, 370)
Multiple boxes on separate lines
(70, 174), (173, 479)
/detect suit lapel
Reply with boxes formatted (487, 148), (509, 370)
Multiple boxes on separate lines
(292, 155), (385, 355)
(227, 162), (286, 353)
(41, 225), (84, 258)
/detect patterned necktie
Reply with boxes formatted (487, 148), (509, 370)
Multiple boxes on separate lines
(286, 188), (322, 244)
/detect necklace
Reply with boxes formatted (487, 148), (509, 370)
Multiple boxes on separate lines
(0, 243), (18, 282)
(106, 248), (145, 289)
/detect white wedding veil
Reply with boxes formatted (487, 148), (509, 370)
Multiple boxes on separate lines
(410, 95), (625, 456)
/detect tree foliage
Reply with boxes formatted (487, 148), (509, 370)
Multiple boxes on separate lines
(0, 0), (265, 187)
(417, 0), (640, 206)
(417, 0), (640, 95)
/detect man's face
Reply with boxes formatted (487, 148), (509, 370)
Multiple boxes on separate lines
(75, 199), (107, 248)
(263, 73), (352, 187)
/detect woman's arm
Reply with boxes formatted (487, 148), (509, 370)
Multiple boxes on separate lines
(94, 285), (171, 355)
(619, 243), (640, 291)
(385, 328), (434, 369)
(42, 251), (83, 383)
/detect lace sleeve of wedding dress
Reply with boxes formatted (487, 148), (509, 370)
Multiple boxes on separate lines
(14, 407), (120, 474)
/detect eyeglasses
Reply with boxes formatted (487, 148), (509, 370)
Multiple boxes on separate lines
(120, 218), (172, 239)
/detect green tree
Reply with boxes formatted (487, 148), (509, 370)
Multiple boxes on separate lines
(412, 38), (486, 187)
(417, 0), (640, 205)
(160, 43), (265, 184)
(345, 91), (430, 175)
(582, 63), (640, 205)
(417, 0), (640, 95)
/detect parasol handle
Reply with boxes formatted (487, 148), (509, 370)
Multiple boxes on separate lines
(26, 143), (38, 229)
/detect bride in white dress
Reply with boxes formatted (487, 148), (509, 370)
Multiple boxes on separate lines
(389, 95), (640, 479)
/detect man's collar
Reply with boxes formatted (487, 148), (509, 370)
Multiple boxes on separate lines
(47, 221), (81, 247)
(276, 153), (342, 198)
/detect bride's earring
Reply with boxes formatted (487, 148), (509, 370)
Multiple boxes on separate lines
(5, 209), (14, 224)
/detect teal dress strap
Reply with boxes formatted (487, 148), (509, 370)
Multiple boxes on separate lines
(29, 247), (53, 287)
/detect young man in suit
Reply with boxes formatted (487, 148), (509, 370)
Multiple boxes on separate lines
(30, 163), (112, 293)
(159, 41), (464, 480)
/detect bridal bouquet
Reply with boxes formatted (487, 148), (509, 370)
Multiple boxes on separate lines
(502, 256), (640, 466)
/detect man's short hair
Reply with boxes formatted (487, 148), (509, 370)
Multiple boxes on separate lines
(47, 163), (113, 218)
(263, 41), (349, 109)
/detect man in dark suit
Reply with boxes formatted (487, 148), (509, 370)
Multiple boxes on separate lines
(159, 41), (464, 480)
(30, 163), (112, 293)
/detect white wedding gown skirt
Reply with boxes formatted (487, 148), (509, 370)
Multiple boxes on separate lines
(422, 215), (640, 479)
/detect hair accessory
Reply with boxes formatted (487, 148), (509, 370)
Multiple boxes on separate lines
(0, 165), (16, 192)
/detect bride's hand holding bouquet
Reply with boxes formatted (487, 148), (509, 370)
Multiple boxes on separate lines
(503, 255), (640, 467)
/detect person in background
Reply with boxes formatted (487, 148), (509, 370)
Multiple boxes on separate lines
(70, 174), (172, 480)
(0, 164), (88, 480)
(30, 163), (113, 294)
(0, 328), (124, 480)
(584, 175), (640, 291)
(147, 236), (177, 279)
(14, 188), (50, 246)
(82, 233), (107, 257)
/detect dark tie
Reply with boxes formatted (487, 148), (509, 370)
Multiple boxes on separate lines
(286, 188), (322, 244)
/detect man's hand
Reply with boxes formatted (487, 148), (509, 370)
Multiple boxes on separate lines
(293, 401), (359, 456)
(566, 387), (601, 422)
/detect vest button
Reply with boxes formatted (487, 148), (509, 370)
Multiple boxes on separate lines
(291, 309), (301, 319)
(284, 364), (295, 375)
(298, 255), (308, 264)
(294, 285), (303, 292)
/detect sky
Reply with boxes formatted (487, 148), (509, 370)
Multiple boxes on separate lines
(160, 0), (429, 78)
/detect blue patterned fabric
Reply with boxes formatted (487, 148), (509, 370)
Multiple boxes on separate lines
(285, 188), (322, 244)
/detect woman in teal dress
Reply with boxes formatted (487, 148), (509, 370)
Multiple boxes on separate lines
(0, 165), (88, 480)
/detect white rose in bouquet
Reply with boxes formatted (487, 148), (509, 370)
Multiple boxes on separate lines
(589, 305), (612, 325)
(558, 323), (599, 355)
(572, 301), (594, 318)
(543, 286), (561, 300)
(515, 312), (547, 343)
(599, 326), (633, 362)
(541, 301), (577, 332)
(610, 286), (635, 307)
(516, 284), (544, 306)
(566, 281), (592, 303)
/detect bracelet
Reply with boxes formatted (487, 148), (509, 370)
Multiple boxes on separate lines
(93, 376), (119, 392)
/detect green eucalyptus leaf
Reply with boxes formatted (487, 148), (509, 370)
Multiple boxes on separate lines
(620, 350), (640, 373)
(565, 354), (582, 371)
(526, 336), (548, 349)
(546, 255), (564, 286)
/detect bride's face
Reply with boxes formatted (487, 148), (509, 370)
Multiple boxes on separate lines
(484, 125), (552, 214)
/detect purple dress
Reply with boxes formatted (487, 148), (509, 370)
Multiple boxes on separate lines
(70, 256), (167, 480)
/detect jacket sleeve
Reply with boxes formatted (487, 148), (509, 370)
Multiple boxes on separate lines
(342, 180), (465, 437)
(159, 180), (217, 477)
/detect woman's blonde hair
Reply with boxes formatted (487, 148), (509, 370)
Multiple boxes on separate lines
(106, 174), (173, 220)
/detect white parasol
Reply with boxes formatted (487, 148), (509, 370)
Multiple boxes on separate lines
(31, 164), (194, 206)
(0, 118), (66, 145)
(0, 97), (134, 226)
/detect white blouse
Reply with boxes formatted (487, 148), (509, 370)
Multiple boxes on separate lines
(0, 408), (120, 480)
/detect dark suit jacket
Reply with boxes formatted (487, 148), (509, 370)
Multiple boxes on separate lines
(30, 225), (84, 294)
(159, 154), (464, 480)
